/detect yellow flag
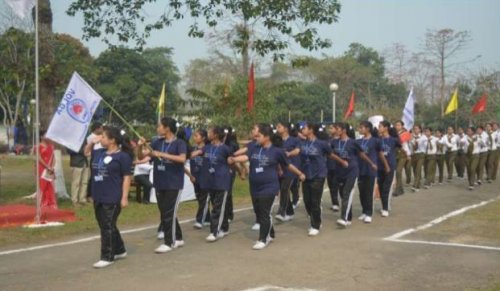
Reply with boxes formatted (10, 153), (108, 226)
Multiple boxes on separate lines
(444, 88), (458, 115)
(157, 83), (166, 121)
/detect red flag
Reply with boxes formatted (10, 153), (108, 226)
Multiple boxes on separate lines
(344, 90), (355, 119)
(472, 93), (487, 114)
(247, 63), (255, 112)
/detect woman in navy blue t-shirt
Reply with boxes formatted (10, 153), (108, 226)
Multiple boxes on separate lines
(229, 124), (305, 250)
(299, 122), (346, 236)
(331, 122), (376, 227)
(356, 121), (386, 224)
(377, 121), (402, 217)
(85, 126), (133, 269)
(192, 126), (233, 243)
(327, 123), (341, 211)
(275, 122), (301, 221)
(187, 129), (211, 229)
(140, 117), (187, 254)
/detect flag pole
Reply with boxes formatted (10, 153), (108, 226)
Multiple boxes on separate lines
(34, 0), (41, 224)
(99, 98), (142, 139)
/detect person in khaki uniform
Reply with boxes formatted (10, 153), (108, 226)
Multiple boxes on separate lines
(411, 125), (425, 192)
(423, 128), (437, 189)
(476, 126), (488, 184)
(394, 120), (411, 196)
(485, 123), (498, 183)
(455, 128), (467, 179)
(68, 143), (89, 206)
(443, 126), (458, 181)
(492, 122), (500, 181)
(435, 129), (446, 184)
(464, 127), (480, 190)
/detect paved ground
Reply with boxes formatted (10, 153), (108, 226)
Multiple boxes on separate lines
(1, 179), (499, 291)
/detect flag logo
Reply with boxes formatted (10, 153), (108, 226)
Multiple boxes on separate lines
(67, 99), (91, 124)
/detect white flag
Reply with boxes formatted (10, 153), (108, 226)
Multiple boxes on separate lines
(5, 0), (36, 19)
(46, 72), (102, 152)
(401, 88), (415, 131)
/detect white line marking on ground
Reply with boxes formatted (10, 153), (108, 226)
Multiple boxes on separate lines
(241, 286), (317, 291)
(0, 206), (254, 256)
(384, 196), (500, 251)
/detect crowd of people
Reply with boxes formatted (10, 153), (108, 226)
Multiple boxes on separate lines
(74, 117), (499, 269)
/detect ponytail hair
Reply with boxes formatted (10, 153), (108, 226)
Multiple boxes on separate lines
(176, 126), (191, 159)
(211, 126), (226, 142)
(380, 121), (398, 138)
(196, 128), (209, 145)
(160, 117), (178, 134)
(334, 122), (355, 139)
(360, 120), (379, 138)
(103, 126), (134, 160)
(257, 123), (283, 147)
(304, 122), (328, 140)
(277, 121), (298, 137)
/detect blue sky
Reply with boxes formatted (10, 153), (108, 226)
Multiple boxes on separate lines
(48, 0), (500, 72)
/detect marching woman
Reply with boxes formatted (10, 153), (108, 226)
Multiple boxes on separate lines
(411, 125), (426, 192)
(377, 121), (401, 217)
(187, 129), (211, 229)
(423, 128), (437, 189)
(355, 121), (383, 224)
(224, 127), (240, 222)
(327, 123), (341, 212)
(229, 124), (306, 249)
(464, 127), (480, 190)
(435, 129), (446, 185)
(299, 122), (345, 235)
(140, 117), (187, 254)
(192, 126), (233, 242)
(275, 121), (301, 222)
(233, 124), (261, 231)
(332, 122), (375, 227)
(85, 126), (132, 269)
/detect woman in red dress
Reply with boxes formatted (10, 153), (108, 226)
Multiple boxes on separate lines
(36, 130), (57, 209)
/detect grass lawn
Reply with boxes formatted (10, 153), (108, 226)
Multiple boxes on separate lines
(0, 155), (252, 248)
(409, 199), (500, 247)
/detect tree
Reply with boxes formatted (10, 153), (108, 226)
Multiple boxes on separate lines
(94, 47), (180, 124)
(0, 28), (34, 139)
(424, 28), (472, 115)
(67, 0), (341, 67)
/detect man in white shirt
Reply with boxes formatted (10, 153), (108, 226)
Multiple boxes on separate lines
(444, 126), (459, 181)
(486, 123), (498, 182)
(464, 127), (480, 190)
(423, 128), (438, 189)
(492, 122), (500, 181)
(476, 126), (488, 184)
(455, 127), (467, 179)
(411, 125), (426, 191)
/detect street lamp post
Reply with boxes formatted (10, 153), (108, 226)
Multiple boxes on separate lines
(329, 83), (339, 123)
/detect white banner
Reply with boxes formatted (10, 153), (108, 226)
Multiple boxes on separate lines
(148, 162), (196, 203)
(46, 72), (102, 152)
(402, 88), (415, 131)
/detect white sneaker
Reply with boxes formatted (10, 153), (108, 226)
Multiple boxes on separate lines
(331, 205), (340, 212)
(114, 252), (127, 260)
(157, 231), (165, 240)
(251, 223), (260, 231)
(381, 210), (389, 217)
(284, 215), (294, 221)
(206, 234), (217, 242)
(217, 230), (228, 239)
(363, 216), (372, 223)
(155, 244), (173, 254)
(203, 222), (211, 227)
(93, 260), (114, 269)
(308, 228), (320, 236)
(293, 201), (300, 209)
(275, 214), (286, 222)
(252, 241), (267, 250)
(336, 219), (349, 227)
(468, 186), (474, 191)
(174, 240), (185, 248)
(193, 222), (203, 229)
(358, 214), (367, 221)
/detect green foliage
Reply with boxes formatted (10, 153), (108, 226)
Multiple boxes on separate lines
(93, 47), (180, 124)
(67, 0), (341, 61)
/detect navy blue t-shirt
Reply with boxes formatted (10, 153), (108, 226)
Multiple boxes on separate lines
(151, 138), (187, 191)
(327, 137), (338, 171)
(378, 136), (401, 170)
(332, 138), (361, 179)
(356, 137), (382, 177)
(299, 139), (332, 179)
(202, 143), (232, 191)
(189, 145), (204, 182)
(90, 149), (132, 204)
(247, 144), (290, 197)
(281, 136), (301, 178)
